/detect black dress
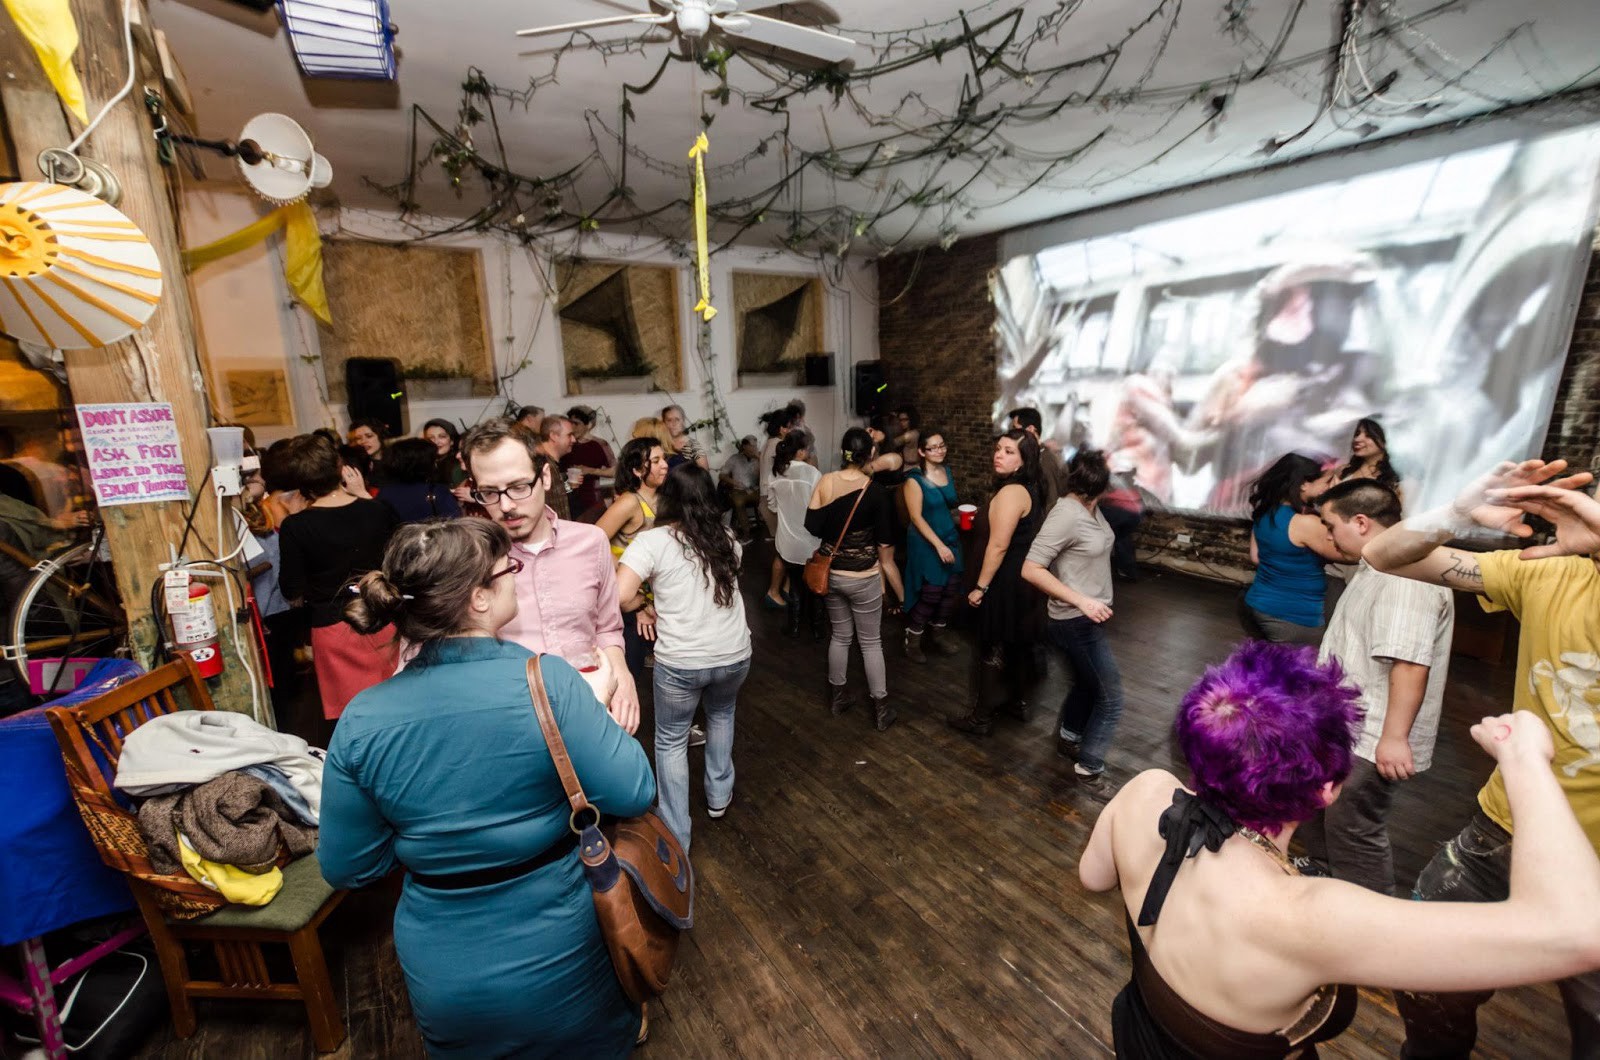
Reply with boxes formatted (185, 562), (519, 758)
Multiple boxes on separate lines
(971, 482), (1044, 648)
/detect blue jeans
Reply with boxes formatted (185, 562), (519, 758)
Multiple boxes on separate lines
(1045, 616), (1124, 772)
(652, 657), (750, 852)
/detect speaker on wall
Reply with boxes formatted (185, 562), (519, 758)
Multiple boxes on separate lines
(803, 353), (834, 388)
(853, 360), (886, 418)
(346, 357), (405, 440)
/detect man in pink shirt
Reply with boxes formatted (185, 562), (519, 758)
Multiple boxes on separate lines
(460, 419), (640, 733)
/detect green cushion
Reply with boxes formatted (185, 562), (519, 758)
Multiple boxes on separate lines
(192, 851), (337, 932)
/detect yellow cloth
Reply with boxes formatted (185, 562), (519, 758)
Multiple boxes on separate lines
(2, 0), (87, 123)
(182, 202), (332, 325)
(177, 831), (284, 906)
(1474, 551), (1600, 852)
(688, 132), (715, 322)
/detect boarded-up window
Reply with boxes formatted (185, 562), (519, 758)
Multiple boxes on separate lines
(732, 273), (824, 382)
(556, 262), (683, 395)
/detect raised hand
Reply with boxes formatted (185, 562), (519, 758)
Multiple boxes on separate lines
(1469, 711), (1554, 767)
(1485, 483), (1600, 559)
(1453, 460), (1594, 538)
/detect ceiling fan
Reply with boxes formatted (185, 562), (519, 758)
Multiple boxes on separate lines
(515, 0), (859, 66)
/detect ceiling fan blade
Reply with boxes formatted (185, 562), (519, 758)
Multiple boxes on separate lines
(515, 13), (666, 38)
(714, 11), (856, 63)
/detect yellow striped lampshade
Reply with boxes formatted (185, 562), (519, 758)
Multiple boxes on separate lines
(0, 181), (163, 349)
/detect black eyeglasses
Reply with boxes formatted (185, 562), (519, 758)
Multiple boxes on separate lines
(471, 481), (538, 505)
(488, 556), (524, 582)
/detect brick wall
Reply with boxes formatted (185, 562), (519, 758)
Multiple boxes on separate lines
(878, 236), (1600, 583)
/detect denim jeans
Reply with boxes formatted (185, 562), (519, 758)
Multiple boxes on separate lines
(1397, 812), (1600, 1057)
(652, 657), (750, 852)
(1297, 756), (1398, 895)
(1045, 616), (1124, 772)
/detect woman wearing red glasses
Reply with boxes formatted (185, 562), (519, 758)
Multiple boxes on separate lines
(323, 518), (656, 1058)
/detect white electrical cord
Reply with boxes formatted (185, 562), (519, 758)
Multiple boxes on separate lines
(65, 0), (138, 155)
(181, 560), (267, 727)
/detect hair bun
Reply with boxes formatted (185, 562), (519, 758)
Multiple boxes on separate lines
(344, 569), (405, 633)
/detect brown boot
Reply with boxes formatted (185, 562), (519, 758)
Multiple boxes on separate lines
(946, 706), (993, 736)
(904, 629), (927, 663)
(925, 625), (961, 656)
(829, 682), (853, 716)
(870, 693), (897, 731)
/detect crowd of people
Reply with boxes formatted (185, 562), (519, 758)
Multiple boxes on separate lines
(221, 397), (1600, 1059)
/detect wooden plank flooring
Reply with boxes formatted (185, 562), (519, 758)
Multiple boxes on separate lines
(133, 560), (1565, 1058)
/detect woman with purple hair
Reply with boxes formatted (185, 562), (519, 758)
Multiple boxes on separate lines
(1080, 640), (1600, 1059)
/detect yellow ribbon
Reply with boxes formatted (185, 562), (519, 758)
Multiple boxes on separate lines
(181, 202), (332, 325)
(688, 132), (715, 322)
(2, 0), (88, 123)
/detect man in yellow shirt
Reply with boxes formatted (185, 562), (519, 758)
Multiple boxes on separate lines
(1366, 457), (1600, 1059)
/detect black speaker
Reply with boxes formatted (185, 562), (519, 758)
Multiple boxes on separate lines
(346, 358), (405, 439)
(803, 353), (835, 388)
(853, 360), (886, 418)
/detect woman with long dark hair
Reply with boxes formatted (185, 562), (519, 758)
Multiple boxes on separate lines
(1082, 641), (1600, 1059)
(1334, 417), (1401, 494)
(421, 418), (465, 490)
(322, 519), (654, 1057)
(597, 437), (668, 681)
(769, 431), (823, 640)
(618, 464), (750, 849)
(948, 429), (1045, 735)
(902, 427), (962, 661)
(347, 418), (389, 487)
(1242, 453), (1343, 646)
(806, 428), (904, 730)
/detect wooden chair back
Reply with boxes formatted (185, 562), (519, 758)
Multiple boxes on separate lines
(46, 657), (227, 918)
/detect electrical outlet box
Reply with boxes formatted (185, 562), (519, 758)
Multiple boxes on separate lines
(1174, 533), (1193, 545)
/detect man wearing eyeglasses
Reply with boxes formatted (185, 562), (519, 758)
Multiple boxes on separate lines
(458, 418), (639, 734)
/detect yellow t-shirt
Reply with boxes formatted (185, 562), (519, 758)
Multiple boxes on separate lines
(1476, 551), (1600, 851)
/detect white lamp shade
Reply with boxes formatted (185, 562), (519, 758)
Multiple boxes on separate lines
(0, 182), (163, 350)
(276, 0), (397, 81)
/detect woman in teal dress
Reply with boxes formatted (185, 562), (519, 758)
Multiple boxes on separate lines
(901, 427), (964, 661)
(320, 519), (655, 1058)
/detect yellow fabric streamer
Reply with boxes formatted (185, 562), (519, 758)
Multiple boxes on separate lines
(3, 0), (89, 123)
(688, 132), (716, 322)
(182, 202), (332, 325)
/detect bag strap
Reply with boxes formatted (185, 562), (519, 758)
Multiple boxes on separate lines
(525, 657), (593, 823)
(828, 484), (868, 553)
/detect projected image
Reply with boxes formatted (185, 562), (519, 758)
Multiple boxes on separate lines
(995, 126), (1600, 517)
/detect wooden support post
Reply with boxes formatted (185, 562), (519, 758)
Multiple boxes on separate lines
(0, 0), (268, 717)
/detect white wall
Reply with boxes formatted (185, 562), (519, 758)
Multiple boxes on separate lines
(182, 189), (879, 466)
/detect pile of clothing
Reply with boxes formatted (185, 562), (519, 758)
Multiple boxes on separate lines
(115, 711), (324, 906)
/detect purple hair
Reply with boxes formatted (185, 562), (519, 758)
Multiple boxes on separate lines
(1175, 641), (1364, 835)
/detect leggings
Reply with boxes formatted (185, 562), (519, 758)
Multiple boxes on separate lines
(826, 571), (886, 697)
(906, 579), (962, 632)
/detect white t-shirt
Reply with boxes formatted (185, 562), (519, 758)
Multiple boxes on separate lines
(768, 462), (822, 565)
(619, 527), (751, 670)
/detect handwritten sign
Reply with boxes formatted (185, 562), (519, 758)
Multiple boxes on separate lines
(75, 402), (190, 506)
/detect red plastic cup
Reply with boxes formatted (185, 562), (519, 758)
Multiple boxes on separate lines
(957, 504), (978, 531)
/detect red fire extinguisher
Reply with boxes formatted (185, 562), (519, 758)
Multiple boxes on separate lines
(171, 582), (225, 678)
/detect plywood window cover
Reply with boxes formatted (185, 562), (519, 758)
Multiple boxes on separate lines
(317, 241), (497, 399)
(731, 271), (826, 384)
(555, 261), (684, 397)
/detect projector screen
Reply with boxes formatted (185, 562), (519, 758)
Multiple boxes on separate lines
(994, 125), (1600, 518)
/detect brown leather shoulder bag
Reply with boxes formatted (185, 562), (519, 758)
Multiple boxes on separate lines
(525, 657), (693, 1004)
(803, 483), (867, 596)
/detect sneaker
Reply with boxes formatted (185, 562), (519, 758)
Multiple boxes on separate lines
(708, 797), (731, 819)
(689, 724), (707, 747)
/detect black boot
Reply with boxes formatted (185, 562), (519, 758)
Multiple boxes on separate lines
(871, 694), (897, 731)
(829, 682), (854, 716)
(784, 592), (801, 638)
(925, 625), (961, 657)
(946, 701), (993, 736)
(904, 629), (927, 663)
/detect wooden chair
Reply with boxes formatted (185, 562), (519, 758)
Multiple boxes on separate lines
(45, 657), (348, 1052)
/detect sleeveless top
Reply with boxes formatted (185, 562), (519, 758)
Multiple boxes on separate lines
(904, 468), (962, 601)
(970, 481), (1044, 645)
(609, 495), (657, 560)
(1113, 790), (1357, 1059)
(1244, 505), (1326, 627)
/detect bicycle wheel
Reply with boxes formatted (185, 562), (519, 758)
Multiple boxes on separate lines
(5, 533), (129, 697)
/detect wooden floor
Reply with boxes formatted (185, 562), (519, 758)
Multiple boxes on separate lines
(134, 559), (1566, 1059)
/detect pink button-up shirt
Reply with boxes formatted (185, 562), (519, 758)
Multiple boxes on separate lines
(499, 508), (625, 660)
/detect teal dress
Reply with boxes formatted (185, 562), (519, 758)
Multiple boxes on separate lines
(319, 638), (655, 1059)
(904, 468), (964, 603)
